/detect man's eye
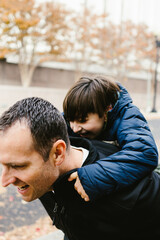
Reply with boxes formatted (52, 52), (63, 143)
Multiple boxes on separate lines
(12, 165), (25, 169)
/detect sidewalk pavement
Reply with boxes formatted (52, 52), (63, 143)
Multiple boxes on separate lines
(36, 230), (64, 240)
(143, 111), (160, 120)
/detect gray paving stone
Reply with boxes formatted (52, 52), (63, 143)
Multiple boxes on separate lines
(35, 230), (64, 240)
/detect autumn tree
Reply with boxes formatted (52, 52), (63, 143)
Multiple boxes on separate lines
(68, 6), (109, 78)
(0, 0), (72, 86)
(69, 2), (156, 83)
(0, 0), (157, 86)
(90, 20), (155, 82)
(131, 24), (156, 72)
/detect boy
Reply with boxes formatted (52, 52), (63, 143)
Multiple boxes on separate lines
(63, 75), (158, 201)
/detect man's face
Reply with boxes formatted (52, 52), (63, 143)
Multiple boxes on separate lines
(0, 122), (57, 202)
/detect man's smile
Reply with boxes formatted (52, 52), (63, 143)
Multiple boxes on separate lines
(17, 185), (30, 194)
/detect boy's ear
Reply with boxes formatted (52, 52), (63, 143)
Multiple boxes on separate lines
(104, 105), (113, 121)
(49, 140), (66, 166)
(106, 104), (112, 112)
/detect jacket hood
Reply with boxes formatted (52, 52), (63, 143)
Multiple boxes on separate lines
(108, 83), (133, 121)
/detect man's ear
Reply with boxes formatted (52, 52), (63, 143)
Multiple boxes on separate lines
(49, 140), (66, 166)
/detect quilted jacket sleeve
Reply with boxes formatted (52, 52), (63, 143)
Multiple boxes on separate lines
(77, 105), (158, 201)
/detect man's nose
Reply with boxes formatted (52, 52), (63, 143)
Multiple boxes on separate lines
(70, 122), (82, 133)
(1, 168), (16, 187)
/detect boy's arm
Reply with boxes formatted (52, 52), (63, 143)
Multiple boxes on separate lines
(76, 106), (158, 201)
(68, 172), (90, 201)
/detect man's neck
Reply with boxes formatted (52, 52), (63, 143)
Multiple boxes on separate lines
(70, 147), (83, 168)
(62, 147), (83, 174)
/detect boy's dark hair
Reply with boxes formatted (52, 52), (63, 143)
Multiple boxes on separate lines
(0, 97), (70, 161)
(63, 75), (120, 122)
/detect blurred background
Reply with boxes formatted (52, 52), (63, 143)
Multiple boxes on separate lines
(0, 0), (160, 113)
(0, 0), (159, 239)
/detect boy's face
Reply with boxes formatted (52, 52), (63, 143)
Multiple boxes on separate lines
(70, 113), (105, 139)
(0, 122), (57, 202)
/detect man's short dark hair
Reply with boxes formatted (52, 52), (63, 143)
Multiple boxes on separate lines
(0, 97), (70, 161)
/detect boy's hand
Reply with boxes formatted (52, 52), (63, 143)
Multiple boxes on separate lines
(68, 172), (90, 201)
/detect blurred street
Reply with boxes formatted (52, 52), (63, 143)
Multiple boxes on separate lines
(148, 118), (160, 154)
(0, 182), (48, 233)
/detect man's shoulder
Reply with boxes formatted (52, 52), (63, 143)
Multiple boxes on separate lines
(90, 139), (120, 158)
(69, 136), (120, 161)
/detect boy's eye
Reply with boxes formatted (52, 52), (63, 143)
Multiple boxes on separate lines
(79, 120), (86, 123)
(79, 118), (88, 123)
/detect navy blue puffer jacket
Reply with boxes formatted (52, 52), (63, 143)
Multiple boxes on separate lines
(66, 83), (159, 201)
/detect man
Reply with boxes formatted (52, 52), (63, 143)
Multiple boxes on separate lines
(0, 97), (160, 240)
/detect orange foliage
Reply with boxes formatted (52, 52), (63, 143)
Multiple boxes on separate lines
(0, 0), (72, 86)
(0, 0), (157, 84)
